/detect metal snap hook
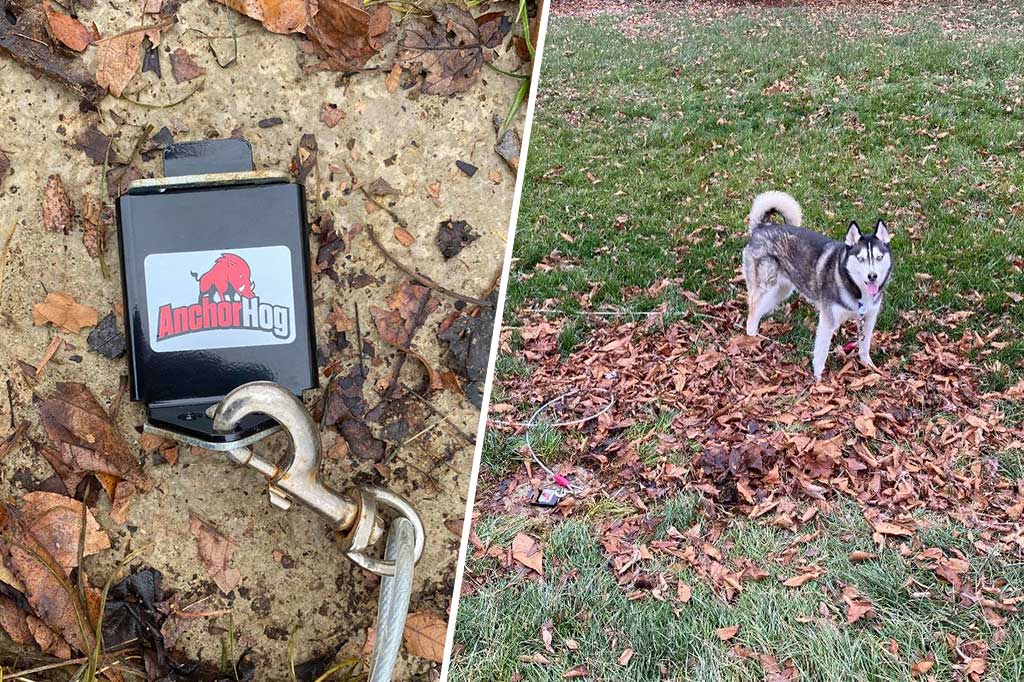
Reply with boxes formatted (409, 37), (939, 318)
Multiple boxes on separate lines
(211, 381), (379, 540)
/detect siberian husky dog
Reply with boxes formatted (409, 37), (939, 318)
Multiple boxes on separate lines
(741, 191), (893, 379)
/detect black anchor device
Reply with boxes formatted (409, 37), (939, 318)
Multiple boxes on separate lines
(116, 139), (318, 446)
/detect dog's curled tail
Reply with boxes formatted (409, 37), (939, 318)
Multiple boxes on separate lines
(748, 191), (802, 231)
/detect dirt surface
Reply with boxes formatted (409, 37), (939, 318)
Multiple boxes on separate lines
(0, 0), (523, 677)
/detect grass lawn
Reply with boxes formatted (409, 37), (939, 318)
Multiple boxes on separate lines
(452, 3), (1024, 681)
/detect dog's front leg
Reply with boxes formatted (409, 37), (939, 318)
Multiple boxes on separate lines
(812, 313), (838, 380)
(858, 304), (880, 370)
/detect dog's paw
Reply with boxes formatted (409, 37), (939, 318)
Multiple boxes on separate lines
(859, 355), (878, 371)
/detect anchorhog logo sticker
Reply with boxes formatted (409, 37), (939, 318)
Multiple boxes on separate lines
(145, 246), (296, 353)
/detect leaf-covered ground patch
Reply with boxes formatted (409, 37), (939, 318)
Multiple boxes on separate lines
(452, 2), (1024, 680)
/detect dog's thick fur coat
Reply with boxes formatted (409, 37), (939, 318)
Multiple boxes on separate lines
(742, 191), (893, 379)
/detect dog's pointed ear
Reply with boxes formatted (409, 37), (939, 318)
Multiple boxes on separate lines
(844, 221), (862, 246)
(875, 219), (891, 244)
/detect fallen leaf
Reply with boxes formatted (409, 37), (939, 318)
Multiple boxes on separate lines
(337, 418), (386, 461)
(43, 174), (73, 234)
(365, 177), (400, 197)
(846, 599), (874, 623)
(495, 128), (521, 172)
(438, 292), (496, 408)
(562, 666), (588, 678)
(290, 133), (318, 184)
(305, 0), (381, 71)
(436, 219), (478, 260)
(617, 647), (634, 666)
(403, 611), (446, 662)
(321, 102), (344, 127)
(326, 304), (355, 333)
(716, 625), (740, 641)
(370, 281), (434, 349)
(213, 0), (310, 33)
(911, 658), (935, 675)
(394, 226), (415, 247)
(2, 504), (102, 656)
(854, 414), (877, 438)
(677, 582), (692, 603)
(476, 10), (511, 48)
(19, 491), (110, 572)
(385, 62), (401, 92)
(96, 26), (151, 97)
(398, 5), (483, 95)
(37, 382), (152, 502)
(33, 292), (98, 334)
(188, 512), (241, 594)
(80, 193), (107, 258)
(0, 596), (34, 646)
(511, 532), (544, 575)
(541, 618), (554, 652)
(87, 311), (127, 359)
(848, 551), (876, 562)
(44, 0), (94, 52)
(782, 572), (819, 588)
(873, 520), (914, 537)
(170, 47), (205, 83)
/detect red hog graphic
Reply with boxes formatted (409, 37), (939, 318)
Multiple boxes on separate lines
(191, 253), (255, 302)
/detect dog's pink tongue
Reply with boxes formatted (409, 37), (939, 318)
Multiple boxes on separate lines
(866, 282), (880, 296)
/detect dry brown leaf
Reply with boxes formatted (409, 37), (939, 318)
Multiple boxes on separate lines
(0, 595), (34, 646)
(398, 5), (483, 95)
(911, 658), (935, 675)
(188, 512), (241, 593)
(33, 292), (98, 333)
(370, 281), (434, 349)
(677, 582), (692, 603)
(19, 491), (110, 572)
(44, 0), (94, 52)
(541, 618), (554, 653)
(80, 193), (107, 258)
(617, 647), (634, 666)
(96, 27), (151, 96)
(782, 572), (819, 588)
(562, 666), (588, 679)
(848, 550), (877, 562)
(321, 102), (344, 127)
(402, 611), (446, 662)
(43, 174), (73, 234)
(716, 625), (740, 641)
(170, 47), (205, 83)
(305, 0), (381, 71)
(213, 0), (311, 33)
(511, 532), (544, 575)
(0, 1), (106, 105)
(873, 520), (914, 537)
(37, 382), (151, 503)
(2, 507), (102, 657)
(854, 414), (877, 438)
(385, 62), (401, 93)
(326, 304), (356, 333)
(394, 226), (415, 247)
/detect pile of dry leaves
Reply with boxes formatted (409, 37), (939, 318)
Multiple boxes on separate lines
(0, 0), (539, 107)
(472, 289), (1023, 661)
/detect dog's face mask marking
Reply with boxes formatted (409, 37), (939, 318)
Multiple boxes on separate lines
(843, 220), (892, 298)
